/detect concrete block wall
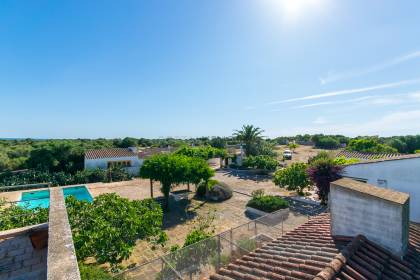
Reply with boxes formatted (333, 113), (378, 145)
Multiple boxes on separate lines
(0, 224), (48, 280)
(330, 178), (410, 257)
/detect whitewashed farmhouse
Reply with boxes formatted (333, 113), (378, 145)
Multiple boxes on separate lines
(84, 147), (142, 175)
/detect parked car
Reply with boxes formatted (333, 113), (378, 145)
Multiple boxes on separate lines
(283, 150), (292, 160)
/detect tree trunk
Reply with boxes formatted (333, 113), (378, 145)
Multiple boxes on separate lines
(150, 179), (153, 198)
(187, 182), (190, 192)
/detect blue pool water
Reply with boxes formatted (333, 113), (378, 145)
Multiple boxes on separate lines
(18, 186), (93, 209)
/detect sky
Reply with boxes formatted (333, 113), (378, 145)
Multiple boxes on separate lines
(1, 0), (420, 139)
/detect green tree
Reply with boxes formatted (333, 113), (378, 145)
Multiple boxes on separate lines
(288, 142), (298, 152)
(66, 194), (166, 270)
(347, 138), (397, 153)
(0, 199), (49, 231)
(273, 163), (310, 195)
(140, 154), (214, 209)
(242, 155), (278, 172)
(233, 125), (264, 156)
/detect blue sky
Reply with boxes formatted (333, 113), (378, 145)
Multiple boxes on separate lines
(1, 0), (420, 138)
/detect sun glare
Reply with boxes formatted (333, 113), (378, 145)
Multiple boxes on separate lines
(265, 0), (329, 23)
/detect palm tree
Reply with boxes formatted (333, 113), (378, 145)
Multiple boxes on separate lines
(233, 125), (264, 156)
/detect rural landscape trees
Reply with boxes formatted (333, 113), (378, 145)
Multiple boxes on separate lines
(139, 154), (214, 209)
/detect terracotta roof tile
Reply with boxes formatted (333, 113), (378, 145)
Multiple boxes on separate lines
(336, 150), (420, 165)
(85, 148), (137, 159)
(209, 214), (420, 280)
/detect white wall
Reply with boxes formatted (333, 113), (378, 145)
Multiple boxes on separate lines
(84, 156), (142, 176)
(342, 157), (420, 222)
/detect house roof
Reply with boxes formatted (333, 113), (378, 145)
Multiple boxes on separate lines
(331, 178), (410, 205)
(85, 148), (137, 160)
(209, 214), (420, 280)
(336, 150), (420, 165)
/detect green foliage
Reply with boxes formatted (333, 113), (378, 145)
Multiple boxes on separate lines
(242, 155), (278, 171)
(246, 193), (289, 213)
(233, 125), (264, 156)
(347, 138), (398, 154)
(273, 163), (310, 195)
(333, 156), (360, 165)
(313, 136), (341, 149)
(416, 150), (420, 154)
(209, 137), (226, 149)
(66, 194), (166, 270)
(140, 154), (214, 208)
(174, 145), (227, 159)
(0, 168), (131, 189)
(0, 199), (49, 231)
(288, 142), (298, 151)
(79, 263), (122, 280)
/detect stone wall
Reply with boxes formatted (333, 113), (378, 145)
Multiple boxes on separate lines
(0, 223), (48, 280)
(330, 178), (410, 257)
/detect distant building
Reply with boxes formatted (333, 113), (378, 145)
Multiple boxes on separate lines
(84, 147), (142, 175)
(340, 152), (420, 222)
(84, 147), (172, 176)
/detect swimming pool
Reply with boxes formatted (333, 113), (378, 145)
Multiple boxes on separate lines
(18, 186), (93, 209)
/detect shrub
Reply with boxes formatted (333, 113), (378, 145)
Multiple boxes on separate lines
(273, 163), (310, 195)
(0, 199), (49, 231)
(246, 194), (289, 213)
(307, 158), (342, 205)
(66, 194), (166, 270)
(242, 155), (278, 171)
(314, 137), (340, 149)
(415, 150), (420, 154)
(333, 156), (359, 165)
(347, 138), (398, 154)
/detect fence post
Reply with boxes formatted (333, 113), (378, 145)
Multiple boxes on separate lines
(230, 228), (233, 253)
(254, 220), (257, 236)
(216, 235), (221, 271)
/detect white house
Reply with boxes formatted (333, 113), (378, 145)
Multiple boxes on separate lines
(84, 147), (142, 175)
(341, 153), (420, 222)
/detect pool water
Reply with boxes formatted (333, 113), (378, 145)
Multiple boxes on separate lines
(18, 186), (93, 209)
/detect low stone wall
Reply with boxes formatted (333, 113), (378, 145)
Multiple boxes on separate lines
(47, 188), (81, 280)
(0, 223), (48, 280)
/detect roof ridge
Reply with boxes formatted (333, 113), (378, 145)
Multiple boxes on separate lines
(313, 235), (366, 280)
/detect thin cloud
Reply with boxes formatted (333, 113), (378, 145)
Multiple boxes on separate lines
(293, 96), (373, 109)
(268, 78), (420, 105)
(320, 50), (420, 85)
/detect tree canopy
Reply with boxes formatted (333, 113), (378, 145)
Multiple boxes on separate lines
(273, 163), (310, 195)
(139, 154), (214, 208)
(233, 125), (264, 156)
(66, 194), (166, 270)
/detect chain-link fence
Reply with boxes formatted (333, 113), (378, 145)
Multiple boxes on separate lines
(117, 209), (310, 280)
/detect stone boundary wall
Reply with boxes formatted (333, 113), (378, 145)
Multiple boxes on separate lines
(47, 188), (80, 280)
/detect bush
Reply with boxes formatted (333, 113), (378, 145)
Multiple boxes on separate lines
(347, 138), (398, 154)
(415, 150), (420, 154)
(66, 194), (166, 270)
(307, 157), (342, 205)
(242, 155), (278, 171)
(273, 163), (310, 195)
(246, 193), (289, 213)
(0, 199), (49, 231)
(0, 168), (132, 189)
(333, 156), (359, 165)
(314, 137), (340, 149)
(79, 263), (122, 280)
